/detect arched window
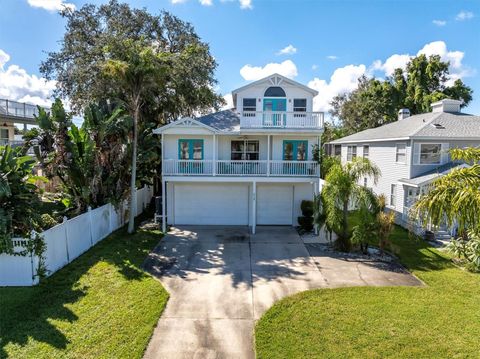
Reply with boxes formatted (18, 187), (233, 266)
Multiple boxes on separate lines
(264, 86), (286, 97)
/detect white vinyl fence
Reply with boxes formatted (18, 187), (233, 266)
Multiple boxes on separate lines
(0, 186), (154, 287)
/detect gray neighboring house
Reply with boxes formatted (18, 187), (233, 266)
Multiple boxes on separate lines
(329, 99), (480, 232)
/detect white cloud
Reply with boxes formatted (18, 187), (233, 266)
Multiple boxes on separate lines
(239, 0), (252, 9)
(199, 0), (213, 5)
(455, 10), (474, 21)
(311, 64), (318, 71)
(326, 55), (338, 60)
(27, 0), (75, 12)
(432, 19), (447, 26)
(372, 53), (412, 76)
(308, 64), (367, 112)
(277, 45), (297, 56)
(0, 49), (55, 107)
(240, 60), (298, 81)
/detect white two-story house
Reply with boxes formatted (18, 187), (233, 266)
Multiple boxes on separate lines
(154, 74), (323, 233)
(329, 99), (480, 230)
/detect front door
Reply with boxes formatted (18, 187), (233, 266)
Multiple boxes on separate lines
(263, 98), (286, 126)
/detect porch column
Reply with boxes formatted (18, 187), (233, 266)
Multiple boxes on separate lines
(267, 135), (270, 176)
(252, 181), (257, 234)
(161, 179), (166, 233)
(213, 133), (216, 176)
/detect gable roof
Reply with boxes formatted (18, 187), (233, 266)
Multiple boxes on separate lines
(232, 73), (318, 97)
(330, 112), (480, 144)
(152, 117), (217, 134)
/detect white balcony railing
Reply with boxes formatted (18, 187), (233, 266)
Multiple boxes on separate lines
(0, 139), (25, 148)
(163, 159), (319, 177)
(240, 111), (323, 129)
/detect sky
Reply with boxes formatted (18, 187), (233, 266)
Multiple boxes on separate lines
(1, 0), (480, 119)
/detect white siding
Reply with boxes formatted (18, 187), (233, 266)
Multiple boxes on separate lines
(163, 134), (214, 160)
(271, 136), (318, 161)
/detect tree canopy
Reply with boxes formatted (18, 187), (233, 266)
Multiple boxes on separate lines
(330, 54), (473, 135)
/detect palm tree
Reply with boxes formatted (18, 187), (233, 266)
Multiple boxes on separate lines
(322, 157), (381, 251)
(414, 147), (480, 234)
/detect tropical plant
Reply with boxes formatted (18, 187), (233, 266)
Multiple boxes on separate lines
(298, 200), (314, 232)
(322, 157), (381, 251)
(414, 147), (480, 271)
(351, 189), (380, 254)
(313, 192), (333, 242)
(377, 210), (396, 254)
(0, 145), (43, 252)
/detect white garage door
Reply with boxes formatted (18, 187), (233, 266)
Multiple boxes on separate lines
(256, 184), (293, 225)
(174, 183), (249, 225)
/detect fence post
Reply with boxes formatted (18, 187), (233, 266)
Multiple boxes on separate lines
(63, 216), (70, 263)
(88, 206), (94, 245)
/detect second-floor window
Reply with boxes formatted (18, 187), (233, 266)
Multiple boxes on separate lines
(283, 140), (308, 161)
(390, 184), (397, 207)
(363, 145), (369, 158)
(243, 98), (256, 112)
(179, 139), (203, 160)
(347, 146), (357, 161)
(231, 140), (259, 160)
(420, 144), (441, 164)
(396, 143), (406, 163)
(293, 99), (307, 112)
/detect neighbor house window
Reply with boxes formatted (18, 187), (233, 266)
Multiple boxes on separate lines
(363, 145), (369, 158)
(363, 177), (368, 187)
(293, 99), (307, 112)
(242, 98), (256, 112)
(420, 144), (442, 164)
(347, 146), (357, 161)
(178, 139), (203, 160)
(334, 145), (341, 157)
(0, 128), (8, 140)
(231, 140), (259, 160)
(283, 140), (308, 161)
(396, 143), (406, 163)
(390, 184), (397, 207)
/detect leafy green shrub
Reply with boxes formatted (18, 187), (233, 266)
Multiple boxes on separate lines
(40, 214), (58, 230)
(448, 230), (480, 272)
(301, 200), (314, 217)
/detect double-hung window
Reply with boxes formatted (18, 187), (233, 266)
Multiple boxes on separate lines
(242, 98), (256, 113)
(390, 184), (397, 207)
(231, 140), (259, 161)
(178, 139), (204, 160)
(396, 143), (406, 163)
(420, 144), (441, 165)
(293, 99), (307, 117)
(0, 128), (8, 145)
(283, 140), (308, 161)
(347, 146), (357, 161)
(363, 145), (369, 158)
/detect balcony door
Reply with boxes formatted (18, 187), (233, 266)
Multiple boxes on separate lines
(263, 98), (286, 127)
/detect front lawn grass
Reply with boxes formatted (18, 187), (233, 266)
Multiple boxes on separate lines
(0, 225), (168, 359)
(255, 225), (480, 358)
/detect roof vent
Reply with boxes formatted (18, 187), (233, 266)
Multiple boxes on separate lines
(431, 123), (445, 129)
(398, 108), (410, 121)
(431, 99), (462, 113)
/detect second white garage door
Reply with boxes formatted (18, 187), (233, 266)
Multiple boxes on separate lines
(173, 183), (249, 225)
(256, 184), (294, 225)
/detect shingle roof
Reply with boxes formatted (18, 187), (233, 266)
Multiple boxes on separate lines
(398, 162), (470, 187)
(196, 109), (240, 132)
(330, 112), (480, 144)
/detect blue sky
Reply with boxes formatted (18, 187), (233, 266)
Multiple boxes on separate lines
(1, 0), (479, 116)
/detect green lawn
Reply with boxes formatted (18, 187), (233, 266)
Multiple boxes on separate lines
(255, 226), (480, 358)
(0, 225), (168, 359)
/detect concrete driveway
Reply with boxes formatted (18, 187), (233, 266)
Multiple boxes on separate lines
(143, 226), (422, 359)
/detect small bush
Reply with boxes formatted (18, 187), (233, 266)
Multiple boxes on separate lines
(298, 216), (314, 232)
(40, 213), (58, 230)
(301, 200), (314, 217)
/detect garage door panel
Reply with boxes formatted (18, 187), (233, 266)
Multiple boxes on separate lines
(257, 184), (293, 225)
(174, 183), (249, 225)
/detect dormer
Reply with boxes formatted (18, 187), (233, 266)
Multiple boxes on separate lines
(231, 74), (322, 130)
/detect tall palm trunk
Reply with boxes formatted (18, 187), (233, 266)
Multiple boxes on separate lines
(127, 104), (139, 234)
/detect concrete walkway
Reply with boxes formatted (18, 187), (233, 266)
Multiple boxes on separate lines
(143, 226), (422, 359)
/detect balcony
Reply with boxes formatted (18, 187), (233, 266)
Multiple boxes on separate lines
(0, 99), (49, 124)
(163, 159), (319, 177)
(0, 139), (25, 148)
(240, 111), (324, 129)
